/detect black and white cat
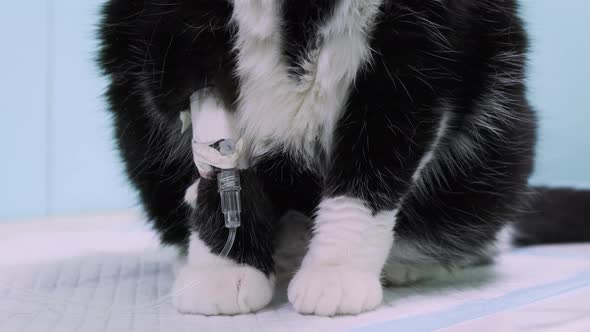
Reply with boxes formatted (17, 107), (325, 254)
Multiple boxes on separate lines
(98, 0), (590, 316)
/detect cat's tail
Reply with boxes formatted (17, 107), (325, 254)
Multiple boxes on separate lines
(512, 187), (590, 246)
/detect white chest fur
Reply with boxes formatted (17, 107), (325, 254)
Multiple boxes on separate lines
(231, 0), (384, 166)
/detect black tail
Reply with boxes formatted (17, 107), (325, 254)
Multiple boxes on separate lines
(513, 187), (590, 246)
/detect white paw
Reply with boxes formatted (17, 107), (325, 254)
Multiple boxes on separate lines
(172, 264), (274, 315)
(288, 267), (382, 316)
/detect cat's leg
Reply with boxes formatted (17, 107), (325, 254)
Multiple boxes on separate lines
(382, 190), (521, 287)
(287, 92), (444, 316)
(383, 226), (514, 286)
(288, 197), (397, 316)
(382, 117), (531, 286)
(173, 170), (279, 315)
(383, 241), (477, 287)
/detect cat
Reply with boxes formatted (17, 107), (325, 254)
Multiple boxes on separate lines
(98, 0), (590, 316)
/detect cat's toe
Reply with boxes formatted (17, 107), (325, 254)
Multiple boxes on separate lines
(172, 264), (274, 315)
(287, 267), (382, 316)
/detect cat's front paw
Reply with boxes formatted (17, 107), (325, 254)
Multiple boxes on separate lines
(287, 267), (382, 316)
(172, 264), (274, 315)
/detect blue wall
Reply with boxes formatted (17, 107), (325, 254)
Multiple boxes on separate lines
(0, 1), (135, 220)
(0, 0), (588, 220)
(522, 0), (590, 188)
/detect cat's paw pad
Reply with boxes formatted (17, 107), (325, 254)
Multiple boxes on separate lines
(287, 267), (382, 316)
(172, 264), (274, 315)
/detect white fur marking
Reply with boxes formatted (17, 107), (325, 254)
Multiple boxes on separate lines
(183, 180), (200, 209)
(494, 224), (515, 254)
(232, 0), (384, 163)
(412, 110), (452, 183)
(288, 196), (397, 316)
(172, 233), (274, 315)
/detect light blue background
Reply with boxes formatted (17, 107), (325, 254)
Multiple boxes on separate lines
(0, 0), (588, 221)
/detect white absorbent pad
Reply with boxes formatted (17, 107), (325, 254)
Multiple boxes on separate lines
(1, 213), (589, 332)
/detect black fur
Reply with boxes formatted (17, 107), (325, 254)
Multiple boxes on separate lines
(514, 187), (590, 245)
(99, 0), (236, 246)
(193, 170), (278, 275)
(281, 0), (339, 77)
(98, 0), (587, 279)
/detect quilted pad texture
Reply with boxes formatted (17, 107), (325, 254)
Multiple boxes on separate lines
(1, 213), (589, 332)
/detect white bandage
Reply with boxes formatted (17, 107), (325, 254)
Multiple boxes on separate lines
(181, 91), (242, 179)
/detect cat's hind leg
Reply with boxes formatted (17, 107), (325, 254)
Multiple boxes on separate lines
(383, 224), (514, 286)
